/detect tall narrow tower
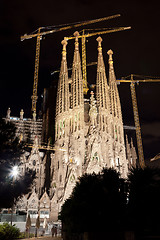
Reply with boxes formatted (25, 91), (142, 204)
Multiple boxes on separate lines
(52, 39), (70, 205)
(107, 49), (128, 176)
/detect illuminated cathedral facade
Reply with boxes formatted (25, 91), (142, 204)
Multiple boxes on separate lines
(5, 32), (137, 222)
(49, 32), (135, 220)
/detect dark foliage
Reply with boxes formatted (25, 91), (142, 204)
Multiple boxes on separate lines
(0, 223), (20, 240)
(60, 168), (127, 234)
(0, 118), (35, 208)
(127, 166), (160, 234)
(60, 166), (160, 237)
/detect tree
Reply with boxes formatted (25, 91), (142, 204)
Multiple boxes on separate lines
(35, 215), (40, 237)
(127, 166), (160, 235)
(26, 214), (31, 237)
(0, 222), (20, 240)
(60, 168), (127, 234)
(0, 118), (35, 208)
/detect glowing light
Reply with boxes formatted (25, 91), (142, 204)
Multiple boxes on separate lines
(10, 166), (19, 180)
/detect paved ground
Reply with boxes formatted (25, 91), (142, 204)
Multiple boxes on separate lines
(28, 237), (62, 240)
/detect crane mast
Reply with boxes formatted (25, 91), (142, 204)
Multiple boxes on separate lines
(119, 75), (160, 168)
(31, 28), (41, 118)
(130, 75), (145, 169)
(81, 30), (88, 94)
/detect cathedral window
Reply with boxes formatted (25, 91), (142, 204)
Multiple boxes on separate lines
(115, 126), (118, 141)
(69, 83), (71, 93)
(111, 159), (114, 167)
(63, 120), (65, 128)
(59, 121), (62, 138)
(92, 152), (99, 161)
(111, 123), (114, 138)
(70, 174), (75, 183)
(40, 211), (49, 219)
(60, 174), (62, 183)
(105, 117), (108, 133)
(84, 151), (87, 163)
(116, 158), (120, 169)
(29, 210), (38, 219)
(118, 126), (121, 143)
(75, 114), (77, 131)
(69, 96), (72, 108)
(78, 112), (80, 130)
(63, 120), (65, 135)
(58, 161), (59, 169)
(69, 119), (71, 133)
(33, 160), (36, 166)
(37, 168), (39, 173)
(56, 124), (58, 138)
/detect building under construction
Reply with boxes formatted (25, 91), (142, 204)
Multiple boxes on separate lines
(3, 30), (139, 223)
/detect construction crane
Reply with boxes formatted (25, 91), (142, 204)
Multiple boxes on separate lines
(118, 74), (160, 169)
(21, 14), (122, 117)
(65, 26), (131, 94)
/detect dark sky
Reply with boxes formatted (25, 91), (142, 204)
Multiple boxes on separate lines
(1, 0), (160, 161)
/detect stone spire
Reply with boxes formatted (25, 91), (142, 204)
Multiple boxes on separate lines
(56, 39), (69, 116)
(6, 107), (11, 119)
(107, 49), (122, 119)
(20, 109), (24, 120)
(71, 31), (84, 108)
(89, 91), (98, 127)
(96, 37), (110, 111)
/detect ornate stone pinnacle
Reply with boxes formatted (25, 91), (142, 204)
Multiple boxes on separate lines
(20, 109), (24, 120)
(61, 39), (68, 47)
(107, 49), (113, 64)
(74, 31), (80, 38)
(96, 36), (102, 44)
(33, 111), (36, 121)
(96, 36), (102, 51)
(107, 49), (113, 55)
(61, 39), (68, 57)
(74, 31), (79, 49)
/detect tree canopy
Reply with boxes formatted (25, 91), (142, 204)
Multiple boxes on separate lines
(60, 168), (127, 234)
(60, 166), (160, 237)
(127, 166), (160, 234)
(0, 118), (35, 208)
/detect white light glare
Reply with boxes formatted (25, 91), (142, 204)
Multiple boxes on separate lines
(11, 166), (19, 179)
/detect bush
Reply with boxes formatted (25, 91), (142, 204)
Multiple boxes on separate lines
(0, 223), (20, 240)
(18, 232), (35, 239)
(60, 168), (127, 234)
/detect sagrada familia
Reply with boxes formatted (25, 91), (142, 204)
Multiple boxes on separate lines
(5, 32), (137, 223)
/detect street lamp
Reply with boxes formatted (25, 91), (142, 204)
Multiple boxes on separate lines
(9, 165), (19, 225)
(10, 165), (19, 180)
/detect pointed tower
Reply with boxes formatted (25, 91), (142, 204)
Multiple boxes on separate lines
(70, 31), (84, 133)
(107, 49), (122, 119)
(52, 39), (70, 213)
(55, 39), (69, 140)
(107, 49), (128, 177)
(96, 37), (110, 111)
(96, 37), (110, 134)
(94, 37), (111, 167)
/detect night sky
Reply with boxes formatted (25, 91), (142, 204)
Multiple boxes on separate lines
(1, 0), (160, 161)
